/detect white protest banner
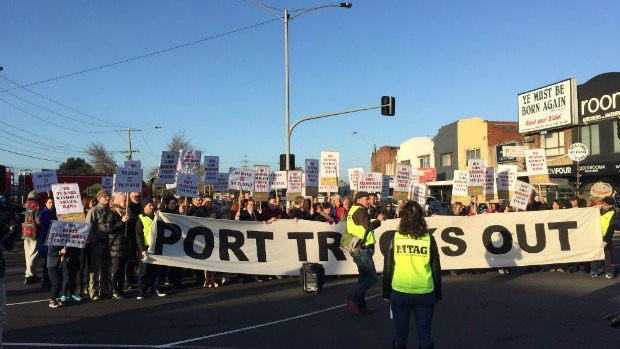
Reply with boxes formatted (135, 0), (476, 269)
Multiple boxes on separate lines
(497, 165), (517, 200)
(412, 184), (428, 207)
(148, 208), (603, 274)
(47, 221), (90, 248)
(358, 172), (383, 193)
(114, 167), (143, 193)
(510, 180), (533, 211)
(178, 149), (202, 172)
(269, 171), (287, 190)
(347, 167), (363, 191)
(381, 175), (391, 199)
(319, 151), (339, 192)
(102, 176), (114, 194)
(483, 167), (496, 200)
(213, 173), (229, 192)
(253, 165), (270, 193)
(286, 170), (303, 200)
(203, 156), (220, 185)
(176, 173), (199, 198)
(393, 163), (411, 200)
(124, 160), (141, 169)
(305, 159), (319, 187)
(32, 170), (58, 193)
(452, 170), (469, 197)
(51, 183), (83, 216)
(156, 151), (179, 185)
(228, 168), (256, 192)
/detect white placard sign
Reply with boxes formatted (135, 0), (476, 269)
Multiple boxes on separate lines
(269, 171), (288, 190)
(567, 143), (588, 162)
(347, 167), (363, 191)
(178, 149), (202, 172)
(468, 159), (485, 187)
(156, 151), (180, 185)
(305, 159), (319, 187)
(32, 170), (58, 193)
(483, 167), (496, 196)
(394, 163), (412, 193)
(175, 173), (199, 198)
(358, 172), (383, 193)
(228, 168), (256, 192)
(124, 160), (141, 169)
(381, 175), (390, 199)
(253, 165), (270, 193)
(114, 167), (143, 193)
(510, 180), (534, 211)
(51, 183), (83, 216)
(47, 221), (90, 248)
(319, 151), (339, 192)
(213, 173), (229, 192)
(525, 149), (548, 176)
(412, 184), (428, 207)
(409, 168), (420, 186)
(452, 170), (469, 197)
(102, 176), (114, 194)
(518, 78), (577, 133)
(203, 156), (220, 185)
(497, 165), (517, 192)
(287, 171), (303, 193)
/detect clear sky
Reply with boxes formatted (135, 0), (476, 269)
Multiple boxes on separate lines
(1, 0), (619, 180)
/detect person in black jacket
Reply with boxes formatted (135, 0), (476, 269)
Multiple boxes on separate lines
(109, 193), (130, 299)
(135, 199), (166, 299)
(383, 200), (441, 349)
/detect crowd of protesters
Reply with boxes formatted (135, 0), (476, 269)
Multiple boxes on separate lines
(18, 187), (618, 309)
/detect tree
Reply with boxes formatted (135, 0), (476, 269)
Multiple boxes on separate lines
(167, 131), (193, 152)
(58, 157), (95, 173)
(85, 142), (117, 174)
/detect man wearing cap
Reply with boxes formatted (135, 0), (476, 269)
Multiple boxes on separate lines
(85, 189), (119, 300)
(590, 196), (619, 278)
(345, 191), (385, 315)
(22, 191), (41, 285)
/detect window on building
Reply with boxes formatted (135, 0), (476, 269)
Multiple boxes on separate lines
(542, 131), (565, 156)
(419, 155), (430, 168)
(385, 163), (394, 176)
(465, 148), (481, 163)
(440, 153), (452, 167)
(580, 124), (600, 155)
(400, 160), (411, 165)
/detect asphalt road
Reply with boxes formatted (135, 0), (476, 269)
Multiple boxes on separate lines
(3, 240), (620, 349)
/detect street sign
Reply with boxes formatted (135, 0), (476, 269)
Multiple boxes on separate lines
(568, 143), (588, 161)
(502, 145), (529, 158)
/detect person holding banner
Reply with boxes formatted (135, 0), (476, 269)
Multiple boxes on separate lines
(345, 191), (385, 315)
(136, 199), (166, 299)
(382, 200), (442, 349)
(591, 197), (619, 279)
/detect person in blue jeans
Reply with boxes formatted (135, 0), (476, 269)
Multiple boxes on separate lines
(383, 200), (442, 349)
(345, 191), (384, 315)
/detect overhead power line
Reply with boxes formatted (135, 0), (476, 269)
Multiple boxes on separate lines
(0, 18), (279, 92)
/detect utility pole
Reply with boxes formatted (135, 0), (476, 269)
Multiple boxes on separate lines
(117, 127), (140, 160)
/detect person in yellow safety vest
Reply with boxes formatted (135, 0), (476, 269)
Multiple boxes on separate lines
(590, 196), (619, 279)
(344, 191), (385, 316)
(382, 200), (442, 349)
(135, 199), (166, 299)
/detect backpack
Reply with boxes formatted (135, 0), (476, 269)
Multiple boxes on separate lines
(22, 202), (38, 238)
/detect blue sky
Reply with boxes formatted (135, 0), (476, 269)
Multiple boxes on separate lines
(1, 0), (619, 180)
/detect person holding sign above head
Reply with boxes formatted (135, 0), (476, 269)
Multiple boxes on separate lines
(345, 191), (385, 315)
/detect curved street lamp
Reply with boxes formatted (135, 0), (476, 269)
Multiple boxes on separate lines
(240, 1), (353, 171)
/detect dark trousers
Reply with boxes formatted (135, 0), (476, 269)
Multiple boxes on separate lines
(391, 290), (437, 347)
(110, 256), (127, 294)
(348, 248), (377, 310)
(125, 250), (138, 287)
(138, 261), (161, 295)
(591, 243), (615, 274)
(61, 257), (80, 297)
(48, 264), (62, 300)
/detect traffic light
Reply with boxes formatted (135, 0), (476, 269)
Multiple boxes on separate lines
(279, 154), (295, 171)
(381, 96), (395, 116)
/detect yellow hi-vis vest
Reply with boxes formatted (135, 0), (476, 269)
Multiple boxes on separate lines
(139, 214), (154, 247)
(601, 210), (614, 237)
(391, 231), (434, 295)
(346, 205), (376, 245)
